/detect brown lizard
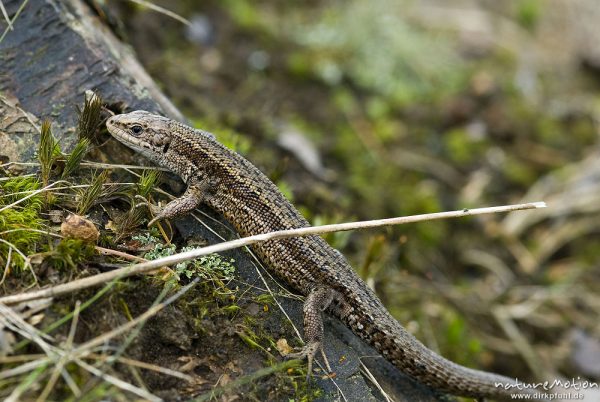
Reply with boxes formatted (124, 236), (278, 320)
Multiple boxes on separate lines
(107, 110), (541, 400)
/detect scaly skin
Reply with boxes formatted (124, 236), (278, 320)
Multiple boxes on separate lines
(107, 111), (539, 400)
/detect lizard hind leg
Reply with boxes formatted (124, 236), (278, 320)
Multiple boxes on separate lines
(287, 286), (336, 380)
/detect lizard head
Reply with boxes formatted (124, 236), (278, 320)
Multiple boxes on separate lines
(106, 111), (172, 164)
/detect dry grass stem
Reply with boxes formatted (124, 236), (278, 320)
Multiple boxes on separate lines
(0, 181), (66, 213)
(95, 246), (147, 262)
(0, 202), (545, 305)
(0, 280), (198, 401)
(88, 353), (193, 381)
(126, 0), (191, 26)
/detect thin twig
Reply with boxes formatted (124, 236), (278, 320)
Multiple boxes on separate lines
(0, 228), (58, 237)
(192, 359), (301, 402)
(0, 358), (48, 380)
(0, 0), (28, 44)
(36, 302), (81, 401)
(0, 354), (45, 364)
(0, 1), (13, 30)
(95, 246), (147, 263)
(80, 161), (170, 171)
(73, 358), (162, 402)
(359, 361), (393, 402)
(0, 238), (37, 284)
(0, 202), (545, 305)
(0, 181), (66, 213)
(87, 353), (193, 381)
(1, 246), (12, 285)
(125, 0), (191, 26)
(0, 160), (169, 172)
(1, 182), (136, 198)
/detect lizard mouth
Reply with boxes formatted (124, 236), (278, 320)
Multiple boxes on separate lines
(106, 116), (129, 142)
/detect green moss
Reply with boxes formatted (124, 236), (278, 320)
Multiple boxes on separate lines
(444, 127), (488, 165)
(191, 118), (252, 154)
(286, 51), (313, 79)
(275, 179), (294, 202)
(137, 169), (161, 198)
(289, 0), (466, 104)
(236, 326), (263, 350)
(77, 92), (103, 140)
(43, 238), (97, 271)
(221, 0), (269, 31)
(516, 0), (542, 32)
(431, 310), (482, 368)
(221, 304), (241, 316)
(0, 176), (44, 271)
(61, 138), (90, 179)
(503, 157), (537, 187)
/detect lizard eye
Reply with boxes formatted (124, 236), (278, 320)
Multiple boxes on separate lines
(131, 125), (143, 136)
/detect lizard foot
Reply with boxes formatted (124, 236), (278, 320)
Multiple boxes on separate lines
(133, 195), (164, 226)
(287, 341), (331, 380)
(133, 183), (205, 227)
(134, 195), (161, 213)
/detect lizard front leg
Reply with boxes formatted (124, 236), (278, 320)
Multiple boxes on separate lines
(288, 286), (335, 378)
(139, 176), (211, 226)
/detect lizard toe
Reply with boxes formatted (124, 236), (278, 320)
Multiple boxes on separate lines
(287, 341), (320, 380)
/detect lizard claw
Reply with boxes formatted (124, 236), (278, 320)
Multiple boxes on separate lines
(148, 214), (168, 227)
(287, 341), (321, 381)
(133, 195), (163, 226)
(133, 195), (157, 211)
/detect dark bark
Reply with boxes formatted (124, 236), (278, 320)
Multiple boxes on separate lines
(0, 0), (181, 163)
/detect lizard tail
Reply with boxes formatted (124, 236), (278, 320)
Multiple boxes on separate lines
(389, 330), (535, 399)
(346, 302), (543, 400)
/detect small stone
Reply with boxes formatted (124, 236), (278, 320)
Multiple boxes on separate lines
(60, 214), (99, 243)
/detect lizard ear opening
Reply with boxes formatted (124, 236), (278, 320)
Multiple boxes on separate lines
(162, 142), (170, 153)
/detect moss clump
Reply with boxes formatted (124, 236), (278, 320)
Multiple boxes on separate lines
(40, 238), (97, 270)
(0, 176), (44, 271)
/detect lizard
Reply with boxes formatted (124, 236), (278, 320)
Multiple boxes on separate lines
(106, 110), (541, 400)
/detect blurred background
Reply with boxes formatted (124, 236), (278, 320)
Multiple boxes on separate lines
(105, 0), (600, 388)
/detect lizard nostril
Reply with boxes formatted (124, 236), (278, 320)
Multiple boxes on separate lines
(106, 116), (114, 126)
